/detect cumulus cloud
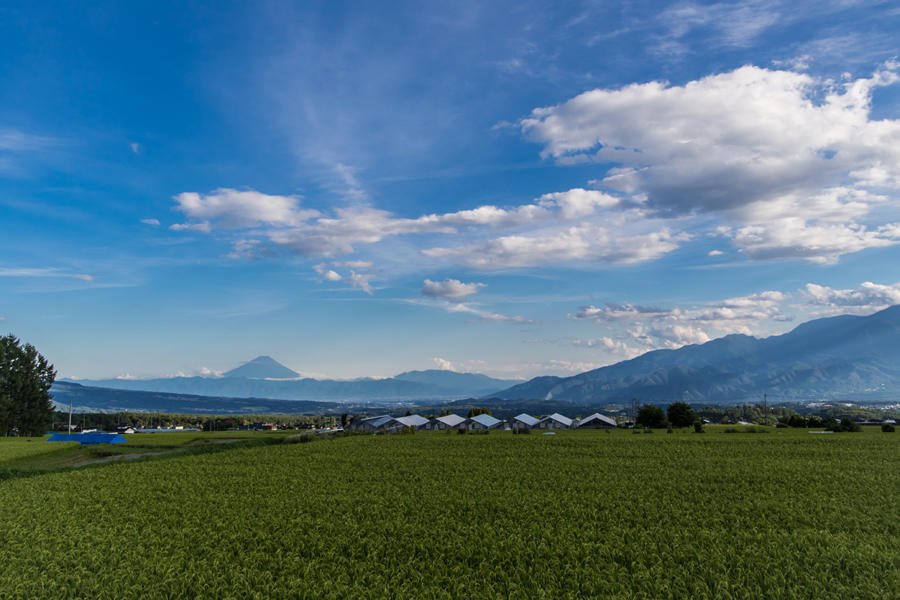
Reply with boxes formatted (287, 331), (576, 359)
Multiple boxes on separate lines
(802, 281), (900, 314)
(172, 188), (319, 230)
(140, 218), (160, 226)
(170, 184), (678, 272)
(520, 62), (900, 262)
(572, 291), (790, 349)
(432, 357), (456, 371)
(421, 278), (485, 300)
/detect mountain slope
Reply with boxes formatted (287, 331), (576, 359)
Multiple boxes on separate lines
(66, 367), (522, 402)
(493, 305), (900, 404)
(223, 356), (300, 379)
(50, 381), (341, 415)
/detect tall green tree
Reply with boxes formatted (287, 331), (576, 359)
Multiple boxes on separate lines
(667, 402), (696, 428)
(636, 405), (668, 428)
(0, 335), (56, 436)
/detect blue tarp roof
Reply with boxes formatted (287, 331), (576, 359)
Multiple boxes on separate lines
(47, 433), (127, 445)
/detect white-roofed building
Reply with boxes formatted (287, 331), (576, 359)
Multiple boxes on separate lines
(395, 414), (430, 430)
(537, 413), (573, 429)
(510, 413), (540, 431)
(346, 415), (405, 433)
(575, 413), (617, 429)
(468, 413), (501, 430)
(428, 413), (467, 430)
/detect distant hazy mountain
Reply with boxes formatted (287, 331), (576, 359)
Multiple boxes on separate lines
(64, 360), (523, 402)
(492, 305), (900, 404)
(50, 381), (341, 415)
(223, 355), (300, 379)
(393, 370), (522, 394)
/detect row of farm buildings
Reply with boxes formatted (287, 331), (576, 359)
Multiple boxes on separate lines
(345, 412), (617, 433)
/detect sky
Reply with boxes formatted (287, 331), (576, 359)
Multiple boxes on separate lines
(2, 0), (900, 381)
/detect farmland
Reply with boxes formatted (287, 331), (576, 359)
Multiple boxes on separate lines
(0, 428), (896, 598)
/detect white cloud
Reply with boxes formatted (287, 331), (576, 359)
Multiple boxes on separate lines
(424, 224), (689, 269)
(432, 357), (456, 371)
(170, 222), (212, 233)
(348, 271), (375, 295)
(140, 218), (160, 226)
(538, 188), (619, 219)
(708, 249), (724, 256)
(172, 188), (319, 229)
(802, 281), (900, 314)
(0, 267), (94, 282)
(225, 239), (263, 260)
(335, 260), (373, 269)
(421, 278), (485, 300)
(130, 142), (141, 154)
(772, 54), (812, 72)
(408, 297), (532, 324)
(572, 291), (790, 350)
(656, 1), (781, 53)
(171, 184), (678, 271)
(520, 62), (900, 262)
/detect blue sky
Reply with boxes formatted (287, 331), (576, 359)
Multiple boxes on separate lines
(2, 0), (900, 380)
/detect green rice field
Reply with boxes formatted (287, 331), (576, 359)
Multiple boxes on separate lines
(0, 427), (896, 599)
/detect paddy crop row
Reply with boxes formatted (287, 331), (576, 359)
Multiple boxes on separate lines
(0, 429), (896, 599)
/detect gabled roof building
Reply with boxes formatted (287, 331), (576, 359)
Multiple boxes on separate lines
(576, 413), (617, 429)
(510, 413), (540, 431)
(428, 414), (467, 430)
(537, 413), (573, 429)
(395, 414), (430, 429)
(468, 413), (501, 430)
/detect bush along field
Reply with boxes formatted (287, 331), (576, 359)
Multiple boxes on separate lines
(0, 428), (896, 599)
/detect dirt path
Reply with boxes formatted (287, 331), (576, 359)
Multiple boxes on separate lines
(73, 451), (166, 467)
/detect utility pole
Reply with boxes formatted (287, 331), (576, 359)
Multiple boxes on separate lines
(68, 397), (73, 435)
(764, 393), (768, 425)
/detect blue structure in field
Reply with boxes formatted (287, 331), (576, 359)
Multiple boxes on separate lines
(47, 433), (127, 445)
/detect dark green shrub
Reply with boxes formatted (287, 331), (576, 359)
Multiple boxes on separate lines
(882, 423), (895, 432)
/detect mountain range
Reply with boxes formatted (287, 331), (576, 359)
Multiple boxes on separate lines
(493, 304), (900, 404)
(63, 358), (523, 402)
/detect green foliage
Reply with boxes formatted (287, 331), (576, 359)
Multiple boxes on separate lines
(882, 423), (895, 432)
(635, 405), (668, 428)
(693, 420), (705, 433)
(0, 335), (56, 436)
(666, 402), (696, 428)
(466, 407), (492, 418)
(827, 418), (862, 433)
(723, 427), (769, 434)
